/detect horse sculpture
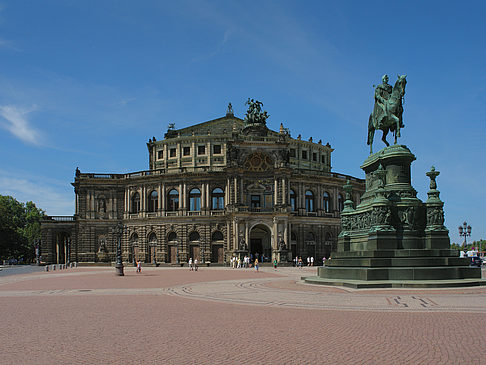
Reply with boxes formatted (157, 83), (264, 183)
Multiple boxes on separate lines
(367, 75), (407, 154)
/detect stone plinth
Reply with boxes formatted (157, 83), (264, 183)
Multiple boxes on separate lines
(307, 145), (482, 288)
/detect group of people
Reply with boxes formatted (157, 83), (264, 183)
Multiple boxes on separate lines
(293, 256), (330, 268)
(188, 257), (199, 271)
(230, 255), (252, 269)
(228, 255), (279, 271)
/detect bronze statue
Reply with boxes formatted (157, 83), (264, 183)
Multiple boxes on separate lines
(367, 75), (407, 154)
(244, 98), (269, 125)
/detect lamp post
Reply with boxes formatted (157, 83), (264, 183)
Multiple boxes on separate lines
(35, 239), (40, 265)
(458, 221), (472, 249)
(112, 222), (128, 276)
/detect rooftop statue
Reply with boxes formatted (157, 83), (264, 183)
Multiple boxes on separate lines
(367, 74), (407, 154)
(244, 98), (269, 125)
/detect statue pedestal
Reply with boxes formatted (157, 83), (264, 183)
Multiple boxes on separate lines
(309, 145), (482, 288)
(275, 250), (289, 264)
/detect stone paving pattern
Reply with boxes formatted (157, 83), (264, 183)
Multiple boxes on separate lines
(0, 266), (484, 364)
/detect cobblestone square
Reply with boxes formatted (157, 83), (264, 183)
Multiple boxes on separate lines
(0, 266), (484, 364)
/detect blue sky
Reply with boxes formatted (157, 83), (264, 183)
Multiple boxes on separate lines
(0, 1), (485, 245)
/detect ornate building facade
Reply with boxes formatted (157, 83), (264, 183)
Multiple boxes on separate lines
(41, 102), (364, 265)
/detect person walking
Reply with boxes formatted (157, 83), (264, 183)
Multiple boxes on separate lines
(311, 256), (314, 266)
(194, 258), (198, 271)
(298, 257), (303, 269)
(136, 260), (142, 273)
(189, 257), (193, 271)
(273, 258), (277, 270)
(254, 258), (259, 272)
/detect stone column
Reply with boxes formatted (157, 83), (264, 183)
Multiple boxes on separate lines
(274, 179), (278, 205)
(282, 178), (287, 205)
(206, 183), (210, 210)
(201, 183), (206, 210)
(240, 178), (243, 204)
(333, 187), (338, 212)
(284, 220), (288, 248)
(226, 221), (231, 251)
(179, 183), (183, 211)
(273, 217), (278, 252)
(233, 218), (238, 251)
(225, 178), (230, 205)
(183, 183), (187, 211)
(234, 177), (238, 205)
(245, 221), (249, 246)
(161, 183), (166, 213)
(141, 185), (146, 215)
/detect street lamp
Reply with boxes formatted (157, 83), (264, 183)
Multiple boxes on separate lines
(35, 239), (40, 265)
(112, 222), (128, 276)
(458, 221), (472, 249)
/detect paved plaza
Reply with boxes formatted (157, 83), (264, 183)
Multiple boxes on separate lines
(0, 265), (485, 364)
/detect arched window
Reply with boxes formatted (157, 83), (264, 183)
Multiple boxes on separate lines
(148, 232), (157, 244)
(291, 232), (297, 241)
(325, 232), (332, 242)
(305, 190), (315, 212)
(189, 188), (201, 211)
(306, 232), (315, 241)
(211, 188), (224, 210)
(338, 193), (344, 212)
(130, 233), (139, 245)
(290, 189), (296, 211)
(168, 232), (177, 242)
(323, 191), (331, 213)
(212, 231), (223, 241)
(131, 192), (140, 213)
(189, 231), (200, 242)
(148, 190), (158, 212)
(167, 189), (179, 211)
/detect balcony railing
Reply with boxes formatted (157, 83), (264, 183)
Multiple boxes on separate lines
(43, 216), (76, 222)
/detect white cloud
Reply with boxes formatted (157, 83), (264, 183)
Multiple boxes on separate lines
(0, 105), (43, 145)
(0, 170), (73, 216)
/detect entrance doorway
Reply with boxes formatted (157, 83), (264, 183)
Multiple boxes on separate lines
(190, 245), (200, 261)
(249, 224), (271, 262)
(211, 245), (224, 263)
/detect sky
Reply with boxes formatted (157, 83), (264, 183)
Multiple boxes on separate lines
(0, 0), (485, 245)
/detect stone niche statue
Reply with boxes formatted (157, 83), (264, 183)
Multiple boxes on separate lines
(367, 74), (407, 154)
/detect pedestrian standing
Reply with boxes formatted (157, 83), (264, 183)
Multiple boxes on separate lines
(311, 256), (314, 266)
(254, 258), (259, 272)
(307, 256), (310, 266)
(298, 257), (303, 269)
(136, 260), (142, 273)
(189, 257), (193, 271)
(273, 258), (277, 270)
(322, 257), (326, 266)
(194, 258), (198, 271)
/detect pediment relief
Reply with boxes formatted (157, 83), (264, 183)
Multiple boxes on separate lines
(243, 152), (273, 172)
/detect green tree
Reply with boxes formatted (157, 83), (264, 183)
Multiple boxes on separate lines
(0, 195), (45, 262)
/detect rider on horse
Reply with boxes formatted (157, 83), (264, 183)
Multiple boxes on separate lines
(373, 75), (392, 130)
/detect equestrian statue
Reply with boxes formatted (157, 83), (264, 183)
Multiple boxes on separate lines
(367, 74), (407, 154)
